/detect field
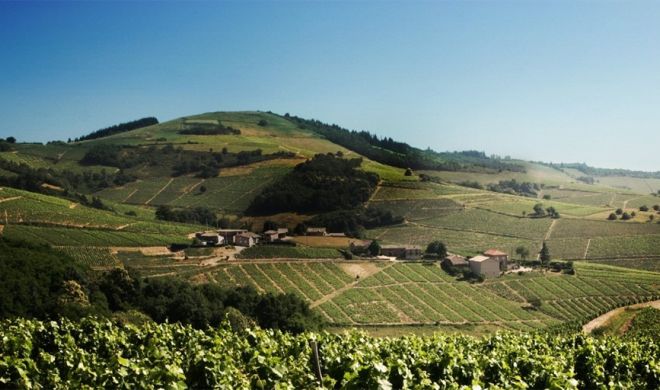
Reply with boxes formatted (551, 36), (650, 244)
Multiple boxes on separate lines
(1, 224), (189, 247)
(236, 245), (343, 259)
(178, 259), (659, 333)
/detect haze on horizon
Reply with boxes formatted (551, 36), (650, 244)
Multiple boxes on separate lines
(1, 1), (659, 172)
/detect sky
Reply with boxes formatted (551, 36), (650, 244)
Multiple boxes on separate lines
(1, 1), (659, 171)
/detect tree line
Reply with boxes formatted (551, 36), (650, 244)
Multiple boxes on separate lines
(0, 238), (321, 333)
(280, 113), (525, 173)
(74, 117), (159, 142)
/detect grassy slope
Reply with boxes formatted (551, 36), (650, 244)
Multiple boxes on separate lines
(1, 110), (659, 334)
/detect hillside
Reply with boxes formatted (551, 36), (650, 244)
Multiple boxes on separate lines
(0, 110), (659, 335)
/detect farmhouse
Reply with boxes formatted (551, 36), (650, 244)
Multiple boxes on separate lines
(234, 232), (260, 247)
(217, 229), (248, 244)
(349, 240), (372, 253)
(276, 228), (289, 239)
(195, 232), (224, 246)
(469, 255), (501, 278)
(380, 245), (423, 260)
(442, 254), (468, 269)
(483, 249), (508, 271)
(263, 230), (279, 243)
(306, 227), (327, 236)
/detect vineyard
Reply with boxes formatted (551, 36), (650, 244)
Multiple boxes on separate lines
(1, 224), (188, 247)
(0, 317), (657, 389)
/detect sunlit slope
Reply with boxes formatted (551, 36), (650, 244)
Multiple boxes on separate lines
(83, 111), (409, 181)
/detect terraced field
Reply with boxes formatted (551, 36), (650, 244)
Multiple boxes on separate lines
(192, 262), (355, 304)
(0, 186), (201, 235)
(1, 224), (189, 247)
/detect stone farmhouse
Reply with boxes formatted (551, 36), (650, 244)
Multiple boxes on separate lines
(380, 245), (423, 260)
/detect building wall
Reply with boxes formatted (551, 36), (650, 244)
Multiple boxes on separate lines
(470, 258), (500, 278)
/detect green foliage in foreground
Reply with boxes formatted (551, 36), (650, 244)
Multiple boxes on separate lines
(625, 308), (660, 341)
(1, 319), (659, 389)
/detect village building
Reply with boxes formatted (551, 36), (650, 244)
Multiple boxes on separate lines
(306, 227), (327, 236)
(348, 239), (372, 255)
(234, 232), (260, 247)
(263, 230), (279, 243)
(217, 229), (248, 244)
(380, 245), (423, 260)
(442, 254), (468, 269)
(195, 232), (224, 246)
(483, 249), (509, 271)
(327, 232), (347, 237)
(469, 255), (501, 278)
(276, 228), (289, 239)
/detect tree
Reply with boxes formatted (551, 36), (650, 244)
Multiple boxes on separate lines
(263, 220), (278, 232)
(543, 194), (551, 200)
(649, 215), (654, 222)
(653, 205), (659, 211)
(293, 223), (307, 236)
(631, 211), (636, 218)
(404, 168), (413, 176)
(615, 208), (623, 215)
(533, 203), (545, 217)
(639, 205), (649, 212)
(6, 136), (16, 143)
(199, 185), (207, 193)
(539, 242), (550, 266)
(515, 246), (530, 260)
(608, 213), (618, 220)
(621, 212), (632, 220)
(257, 119), (268, 127)
(367, 240), (381, 257)
(425, 240), (447, 258)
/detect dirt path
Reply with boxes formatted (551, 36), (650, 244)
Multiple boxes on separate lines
(145, 178), (174, 205)
(365, 181), (383, 207)
(123, 189), (138, 203)
(583, 238), (591, 259)
(582, 299), (660, 334)
(544, 219), (557, 241)
(172, 179), (205, 203)
(0, 196), (22, 204)
(311, 262), (394, 309)
(0, 224), (4, 235)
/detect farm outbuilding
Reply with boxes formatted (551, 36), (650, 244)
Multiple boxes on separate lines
(469, 255), (501, 278)
(217, 229), (248, 244)
(306, 227), (327, 236)
(381, 245), (423, 260)
(263, 230), (279, 242)
(443, 254), (468, 269)
(276, 228), (289, 239)
(234, 232), (260, 247)
(195, 232), (224, 246)
(483, 249), (509, 271)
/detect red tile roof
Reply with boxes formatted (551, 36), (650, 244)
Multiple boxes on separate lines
(484, 249), (507, 256)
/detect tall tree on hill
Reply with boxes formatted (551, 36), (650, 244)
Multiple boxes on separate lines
(539, 242), (551, 266)
(515, 246), (530, 260)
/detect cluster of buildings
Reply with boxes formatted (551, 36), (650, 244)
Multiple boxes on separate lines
(195, 226), (343, 247)
(442, 249), (509, 278)
(195, 228), (288, 248)
(196, 226), (509, 278)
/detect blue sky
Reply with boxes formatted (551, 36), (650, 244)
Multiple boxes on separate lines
(1, 1), (659, 171)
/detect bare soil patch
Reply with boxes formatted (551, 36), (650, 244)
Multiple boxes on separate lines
(337, 262), (382, 279)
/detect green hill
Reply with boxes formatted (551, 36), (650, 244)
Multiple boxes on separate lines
(1, 110), (659, 335)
